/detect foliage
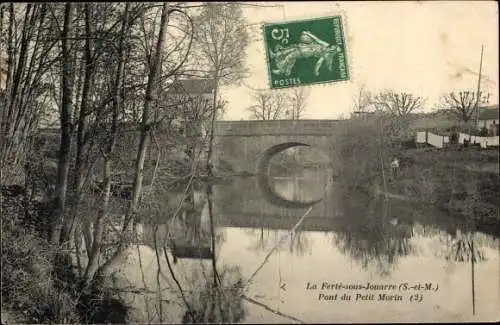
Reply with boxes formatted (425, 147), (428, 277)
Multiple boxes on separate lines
(0, 2), (233, 322)
(190, 2), (249, 85)
(182, 265), (246, 324)
(1, 187), (129, 324)
(389, 148), (499, 230)
(328, 115), (407, 191)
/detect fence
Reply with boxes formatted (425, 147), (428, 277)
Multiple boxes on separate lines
(416, 131), (499, 149)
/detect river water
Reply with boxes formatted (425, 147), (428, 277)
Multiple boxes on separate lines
(115, 163), (499, 323)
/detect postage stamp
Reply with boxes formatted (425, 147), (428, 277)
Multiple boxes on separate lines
(263, 15), (350, 89)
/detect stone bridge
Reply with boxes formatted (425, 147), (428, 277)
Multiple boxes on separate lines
(213, 119), (342, 174)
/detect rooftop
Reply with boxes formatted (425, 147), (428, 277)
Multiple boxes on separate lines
(478, 105), (499, 120)
(166, 79), (216, 95)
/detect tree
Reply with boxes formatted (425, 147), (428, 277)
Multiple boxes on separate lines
(372, 90), (425, 117)
(82, 3), (131, 285)
(285, 87), (309, 120)
(190, 3), (248, 85)
(93, 2), (172, 279)
(190, 2), (249, 176)
(0, 3), (57, 169)
(351, 84), (373, 116)
(246, 89), (288, 120)
(51, 2), (75, 245)
(439, 90), (490, 123)
(2, 2), (207, 322)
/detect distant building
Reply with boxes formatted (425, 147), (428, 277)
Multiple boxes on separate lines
(162, 78), (216, 136)
(350, 110), (377, 120)
(409, 105), (499, 134)
(166, 78), (216, 98)
(477, 105), (499, 130)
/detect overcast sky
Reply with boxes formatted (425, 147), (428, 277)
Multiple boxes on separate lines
(219, 1), (499, 120)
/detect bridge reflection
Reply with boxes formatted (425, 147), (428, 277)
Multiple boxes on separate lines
(142, 169), (498, 283)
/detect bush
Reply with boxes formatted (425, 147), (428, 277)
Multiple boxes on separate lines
(1, 187), (130, 324)
(328, 116), (405, 191)
(400, 138), (417, 149)
(182, 266), (245, 324)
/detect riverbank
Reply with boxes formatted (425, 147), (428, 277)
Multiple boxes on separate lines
(374, 147), (499, 229)
(1, 186), (136, 324)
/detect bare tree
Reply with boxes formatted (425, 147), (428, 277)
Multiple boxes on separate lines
(93, 2), (172, 279)
(246, 89), (288, 120)
(51, 3), (75, 245)
(190, 2), (249, 176)
(372, 90), (425, 117)
(439, 90), (490, 123)
(0, 4), (56, 168)
(83, 3), (131, 285)
(286, 87), (309, 120)
(352, 84), (373, 115)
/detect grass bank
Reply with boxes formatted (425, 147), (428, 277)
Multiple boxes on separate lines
(329, 116), (499, 229)
(1, 186), (130, 324)
(384, 147), (499, 228)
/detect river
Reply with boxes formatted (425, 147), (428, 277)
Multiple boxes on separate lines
(113, 164), (499, 323)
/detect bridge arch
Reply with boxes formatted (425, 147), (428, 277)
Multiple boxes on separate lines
(256, 142), (326, 208)
(214, 119), (338, 171)
(256, 142), (311, 175)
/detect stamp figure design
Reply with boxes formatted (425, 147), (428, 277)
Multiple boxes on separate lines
(263, 16), (349, 89)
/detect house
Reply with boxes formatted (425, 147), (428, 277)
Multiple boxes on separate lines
(477, 105), (499, 132)
(166, 78), (216, 98)
(350, 110), (377, 120)
(162, 78), (216, 117)
(162, 78), (216, 137)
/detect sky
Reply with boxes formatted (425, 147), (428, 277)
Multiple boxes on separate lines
(219, 1), (499, 120)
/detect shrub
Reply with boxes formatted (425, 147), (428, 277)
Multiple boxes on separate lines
(1, 187), (129, 324)
(400, 138), (417, 149)
(182, 266), (246, 324)
(328, 116), (405, 191)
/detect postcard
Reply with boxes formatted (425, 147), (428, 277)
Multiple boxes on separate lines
(1, 1), (498, 324)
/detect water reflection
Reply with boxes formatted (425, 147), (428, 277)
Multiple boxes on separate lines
(137, 163), (498, 323)
(329, 198), (417, 277)
(211, 167), (498, 321)
(244, 228), (313, 257)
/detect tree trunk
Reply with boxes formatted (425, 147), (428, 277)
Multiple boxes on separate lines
(125, 1), (169, 231)
(51, 2), (74, 245)
(83, 3), (130, 285)
(94, 2), (170, 277)
(206, 78), (219, 177)
(62, 2), (94, 247)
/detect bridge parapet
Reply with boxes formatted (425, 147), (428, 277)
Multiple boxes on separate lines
(215, 119), (341, 136)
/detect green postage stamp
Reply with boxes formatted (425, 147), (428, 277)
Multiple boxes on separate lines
(263, 15), (349, 89)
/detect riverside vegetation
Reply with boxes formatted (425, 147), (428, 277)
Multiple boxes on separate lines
(329, 114), (499, 235)
(1, 2), (249, 323)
